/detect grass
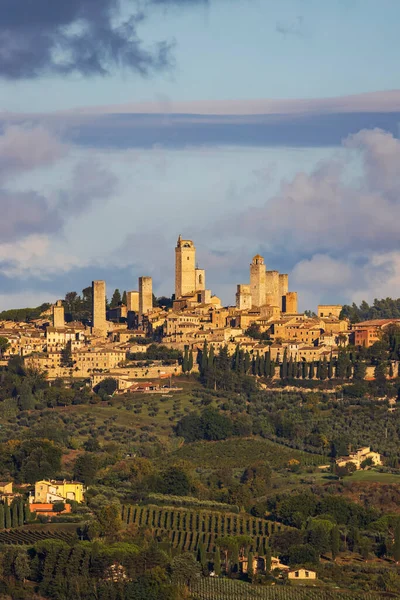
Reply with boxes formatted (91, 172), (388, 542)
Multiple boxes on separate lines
(172, 437), (325, 470)
(348, 470), (400, 483)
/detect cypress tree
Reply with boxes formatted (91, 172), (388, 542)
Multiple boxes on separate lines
(18, 500), (24, 527)
(197, 541), (207, 571)
(389, 362), (394, 378)
(288, 355), (293, 379)
(0, 504), (4, 529)
(296, 362), (302, 378)
(201, 341), (208, 375)
(394, 520), (400, 564)
(309, 362), (315, 379)
(5, 502), (11, 529)
(255, 353), (260, 377)
(247, 551), (254, 576)
(188, 350), (193, 372)
(24, 503), (31, 524)
(270, 360), (276, 378)
(182, 347), (189, 373)
(265, 351), (271, 377)
(214, 550), (221, 575)
(316, 360), (321, 379)
(281, 349), (288, 379)
(207, 345), (215, 370)
(302, 361), (308, 379)
(12, 504), (18, 528)
(320, 356), (328, 380)
(251, 356), (256, 375)
(233, 345), (240, 372)
(328, 359), (333, 379)
(265, 546), (272, 572)
(244, 351), (250, 374)
(346, 363), (353, 379)
(257, 353), (263, 377)
(331, 525), (340, 560)
(239, 350), (245, 374)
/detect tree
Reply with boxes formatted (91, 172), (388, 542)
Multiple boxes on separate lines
(0, 336), (10, 356)
(110, 289), (122, 308)
(331, 525), (340, 560)
(0, 504), (4, 529)
(247, 551), (254, 576)
(171, 552), (201, 586)
(214, 550), (221, 576)
(159, 466), (191, 496)
(265, 546), (271, 572)
(393, 520), (400, 564)
(288, 544), (319, 566)
(60, 341), (73, 368)
(53, 502), (65, 513)
(188, 350), (194, 372)
(13, 551), (31, 582)
(73, 453), (99, 485)
(11, 504), (18, 528)
(95, 504), (122, 538)
(197, 541), (207, 574)
(309, 362), (315, 379)
(121, 291), (127, 305)
(182, 347), (189, 373)
(5, 502), (11, 529)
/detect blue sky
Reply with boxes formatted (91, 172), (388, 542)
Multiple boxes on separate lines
(1, 0), (400, 311)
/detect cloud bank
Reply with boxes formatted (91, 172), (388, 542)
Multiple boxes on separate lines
(0, 0), (217, 80)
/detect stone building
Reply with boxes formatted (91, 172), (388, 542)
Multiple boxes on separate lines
(92, 280), (107, 336)
(52, 300), (65, 329)
(139, 277), (153, 319)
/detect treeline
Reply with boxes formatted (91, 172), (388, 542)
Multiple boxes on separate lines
(127, 344), (182, 364)
(0, 303), (50, 323)
(0, 499), (29, 529)
(341, 297), (400, 322)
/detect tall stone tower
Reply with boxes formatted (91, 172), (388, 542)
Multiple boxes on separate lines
(265, 270), (280, 307)
(175, 235), (196, 299)
(236, 284), (252, 310)
(92, 280), (107, 335)
(250, 255), (266, 308)
(139, 277), (153, 318)
(53, 300), (65, 329)
(283, 292), (298, 314)
(126, 291), (139, 313)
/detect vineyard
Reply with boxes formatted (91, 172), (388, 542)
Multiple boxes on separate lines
(0, 526), (78, 545)
(190, 578), (388, 600)
(121, 505), (287, 553)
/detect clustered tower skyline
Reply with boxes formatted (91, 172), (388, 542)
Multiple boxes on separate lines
(88, 235), (298, 336)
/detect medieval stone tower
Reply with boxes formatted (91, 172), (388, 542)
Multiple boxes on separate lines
(250, 255), (266, 308)
(92, 280), (107, 335)
(53, 300), (65, 329)
(139, 277), (153, 318)
(126, 290), (139, 313)
(175, 235), (197, 299)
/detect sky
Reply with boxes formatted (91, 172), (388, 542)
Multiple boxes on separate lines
(1, 0), (400, 311)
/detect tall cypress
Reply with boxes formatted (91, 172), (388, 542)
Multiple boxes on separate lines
(309, 362), (315, 379)
(288, 355), (293, 379)
(244, 351), (251, 374)
(257, 353), (263, 377)
(18, 500), (24, 527)
(233, 345), (240, 372)
(201, 341), (208, 375)
(11, 504), (18, 528)
(247, 551), (254, 576)
(5, 502), (11, 529)
(270, 360), (276, 378)
(0, 504), (4, 529)
(265, 351), (271, 378)
(214, 550), (221, 575)
(255, 353), (260, 377)
(331, 525), (340, 560)
(182, 346), (189, 373)
(281, 349), (288, 379)
(296, 362), (302, 378)
(265, 546), (272, 572)
(188, 350), (193, 372)
(302, 361), (308, 379)
(394, 520), (400, 564)
(328, 359), (333, 379)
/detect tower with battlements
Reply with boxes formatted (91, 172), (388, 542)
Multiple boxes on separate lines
(250, 255), (266, 308)
(175, 236), (197, 299)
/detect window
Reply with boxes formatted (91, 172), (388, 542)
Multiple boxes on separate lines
(305, 571), (309, 577)
(295, 571), (299, 578)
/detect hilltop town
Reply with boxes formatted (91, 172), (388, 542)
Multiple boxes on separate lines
(0, 236), (398, 392)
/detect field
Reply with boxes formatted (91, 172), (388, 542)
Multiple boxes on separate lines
(190, 578), (389, 600)
(348, 470), (400, 483)
(121, 504), (288, 553)
(172, 437), (326, 469)
(0, 523), (79, 545)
